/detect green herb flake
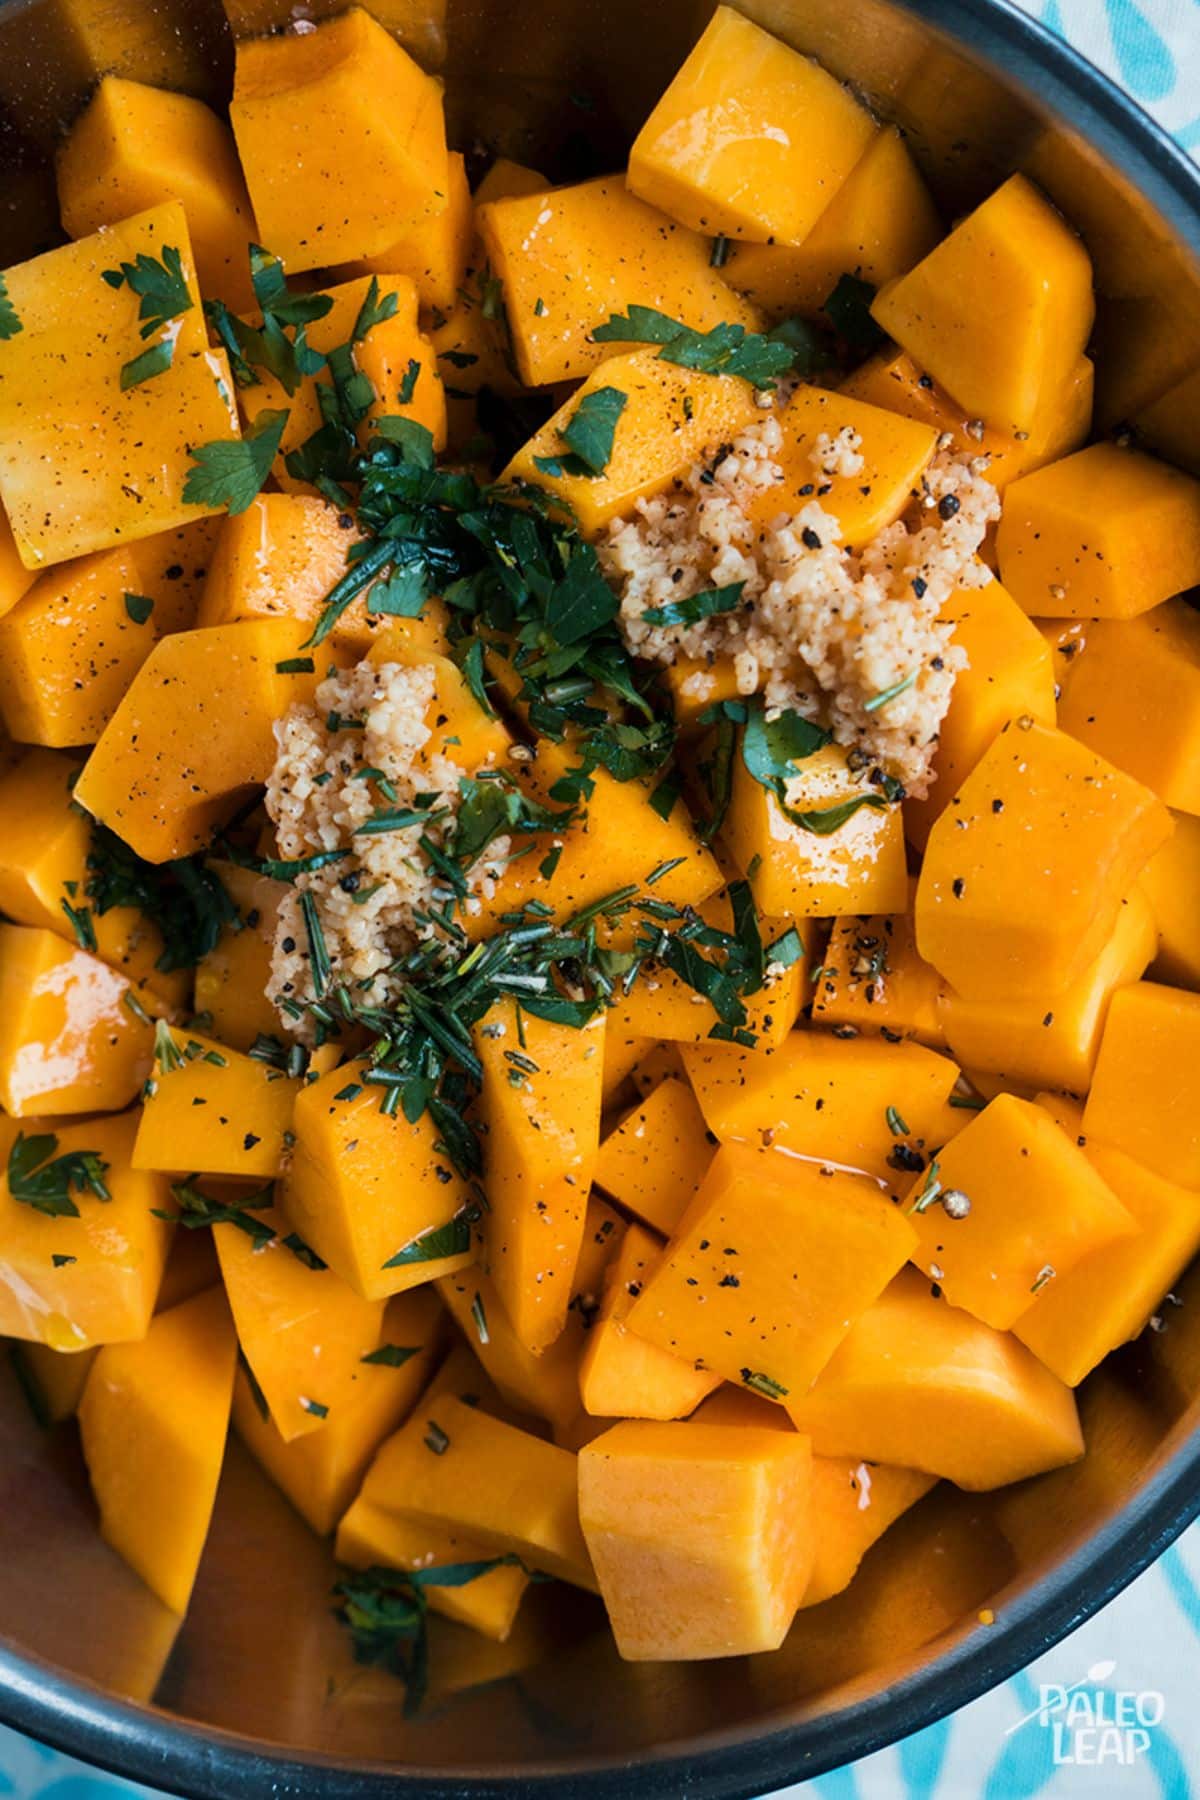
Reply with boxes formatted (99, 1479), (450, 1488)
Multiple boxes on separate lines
(123, 592), (155, 625)
(7, 1131), (111, 1219)
(642, 580), (744, 630)
(361, 1344), (420, 1367)
(0, 273), (22, 340)
(300, 1395), (329, 1419)
(382, 1212), (472, 1269)
(104, 245), (193, 337)
(535, 385), (627, 480)
(424, 1418), (450, 1454)
(182, 407), (290, 516)
(60, 895), (97, 952)
(740, 1368), (788, 1400)
(886, 1105), (910, 1138)
(470, 1290), (489, 1345)
(397, 358), (421, 405)
(591, 306), (796, 389)
(864, 670), (918, 713)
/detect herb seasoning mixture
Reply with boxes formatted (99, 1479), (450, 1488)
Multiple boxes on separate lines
(0, 0), (1198, 1703)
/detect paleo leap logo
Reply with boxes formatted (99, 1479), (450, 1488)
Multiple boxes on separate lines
(1005, 1661), (1165, 1766)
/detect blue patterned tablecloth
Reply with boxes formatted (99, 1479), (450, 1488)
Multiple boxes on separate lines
(3, 1), (1200, 1795)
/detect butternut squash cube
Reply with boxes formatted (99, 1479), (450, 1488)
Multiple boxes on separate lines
(437, 1196), (626, 1437)
(0, 520), (214, 747)
(871, 174), (1094, 434)
(339, 1343), (531, 1642)
(0, 748), (186, 1007)
(801, 1457), (938, 1608)
(340, 151), (472, 317)
(231, 1284), (443, 1534)
(726, 742), (908, 919)
(607, 889), (808, 1053)
(914, 721), (1171, 1002)
(812, 903), (947, 1048)
(230, 8), (449, 272)
(16, 1341), (97, 1424)
(0, 201), (239, 569)
(626, 1144), (918, 1396)
(282, 1060), (473, 1301)
(505, 350), (763, 538)
(74, 619), (321, 863)
(938, 886), (1156, 1094)
(904, 1093), (1135, 1330)
(997, 444), (1200, 620)
(1013, 1094), (1200, 1385)
(472, 1000), (604, 1355)
(0, 925), (156, 1116)
(743, 385), (937, 549)
(725, 127), (941, 320)
(600, 1030), (657, 1107)
(580, 1223), (721, 1420)
(628, 7), (875, 245)
(579, 1417), (813, 1659)
(250, 274), (446, 489)
(1141, 811), (1200, 990)
(357, 1391), (595, 1589)
(1083, 981), (1200, 1190)
(0, 1109), (172, 1349)
(473, 159), (549, 205)
(198, 495), (363, 641)
(476, 175), (761, 389)
(906, 579), (1057, 849)
(784, 1267), (1083, 1489)
(192, 861), (286, 1054)
(78, 1285), (237, 1612)
(595, 1076), (716, 1237)
(0, 510), (35, 617)
(682, 1030), (961, 1184)
(56, 77), (256, 310)
(1055, 601), (1200, 813)
(843, 348), (1093, 501)
(213, 1200), (385, 1442)
(134, 1026), (300, 1180)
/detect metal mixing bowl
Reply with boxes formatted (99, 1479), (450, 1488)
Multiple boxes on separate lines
(0, 0), (1198, 1792)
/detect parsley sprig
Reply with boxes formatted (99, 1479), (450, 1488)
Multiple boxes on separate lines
(8, 1132), (110, 1218)
(590, 306), (812, 388)
(85, 822), (238, 973)
(102, 245), (194, 389)
(334, 1558), (522, 1714)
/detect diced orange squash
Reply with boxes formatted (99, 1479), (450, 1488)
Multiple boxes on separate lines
(683, 1030), (961, 1184)
(871, 174), (1094, 435)
(192, 860), (285, 1053)
(283, 1060), (473, 1301)
(231, 1284), (443, 1534)
(742, 385), (937, 548)
(997, 444), (1200, 621)
(78, 1286), (237, 1612)
(580, 1223), (721, 1420)
(1133, 359), (1200, 473)
(74, 619), (321, 863)
(595, 1076), (716, 1237)
(627, 1143), (917, 1396)
(472, 1000), (604, 1354)
(134, 1026), (300, 1180)
(473, 159), (548, 206)
(0, 518), (216, 746)
(905, 578), (1057, 849)
(628, 7), (875, 245)
(724, 128), (940, 320)
(1055, 602), (1200, 813)
(213, 1200), (385, 1442)
(340, 151), (472, 317)
(476, 175), (760, 389)
(725, 742), (908, 918)
(220, 0), (447, 64)
(904, 1092), (1135, 1330)
(0, 201), (239, 569)
(338, 1342), (531, 1642)
(0, 1109), (172, 1349)
(505, 350), (763, 538)
(1141, 812), (1200, 990)
(230, 8), (449, 272)
(0, 510), (35, 617)
(812, 903), (947, 1048)
(664, 655), (744, 728)
(1083, 981), (1200, 1190)
(600, 1030), (656, 1107)
(628, 1041), (687, 1098)
(802, 1457), (938, 1608)
(938, 885), (1156, 1094)
(358, 1391), (595, 1588)
(580, 1417), (812, 1660)
(16, 1340), (97, 1424)
(0, 748), (187, 1008)
(197, 495), (364, 641)
(1011, 1094), (1200, 1385)
(468, 746), (723, 940)
(914, 721), (1171, 1002)
(56, 77), (256, 310)
(607, 890), (809, 1053)
(250, 274), (446, 488)
(784, 1267), (1083, 1489)
(841, 347), (1094, 496)
(0, 925), (156, 1116)
(437, 1194), (625, 1438)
